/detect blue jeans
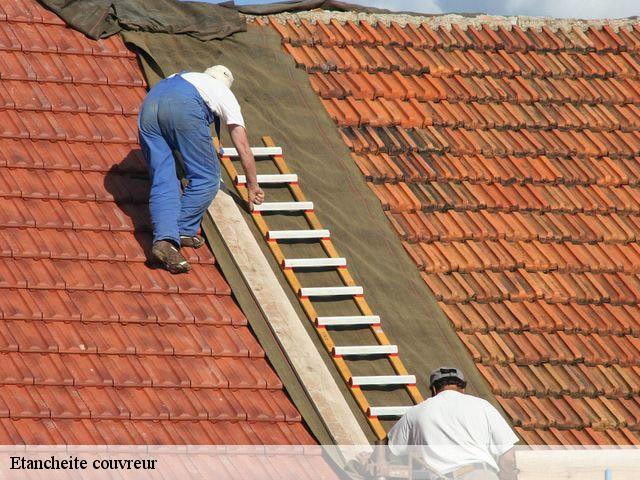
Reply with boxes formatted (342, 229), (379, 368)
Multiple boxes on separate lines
(138, 74), (220, 245)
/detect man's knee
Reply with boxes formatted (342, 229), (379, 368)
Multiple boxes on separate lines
(187, 175), (220, 196)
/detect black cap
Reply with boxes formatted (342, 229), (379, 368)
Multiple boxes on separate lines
(429, 366), (465, 388)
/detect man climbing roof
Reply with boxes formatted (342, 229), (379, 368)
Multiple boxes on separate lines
(138, 65), (264, 274)
(387, 366), (519, 480)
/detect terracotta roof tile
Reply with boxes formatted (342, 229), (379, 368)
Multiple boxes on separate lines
(274, 17), (640, 443)
(0, 0), (324, 449)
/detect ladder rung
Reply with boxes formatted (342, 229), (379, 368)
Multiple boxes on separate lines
(267, 229), (330, 240)
(350, 375), (416, 386)
(333, 345), (398, 356)
(300, 286), (363, 297)
(317, 315), (380, 326)
(283, 258), (346, 269)
(368, 406), (412, 417)
(222, 146), (282, 157)
(253, 201), (313, 212)
(236, 174), (297, 184)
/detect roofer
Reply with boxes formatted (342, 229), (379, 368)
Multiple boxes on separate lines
(138, 65), (264, 274)
(386, 367), (519, 480)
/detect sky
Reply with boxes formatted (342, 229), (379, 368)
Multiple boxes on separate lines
(198, 0), (639, 19)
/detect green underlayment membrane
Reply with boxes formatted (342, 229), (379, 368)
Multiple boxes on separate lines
(119, 24), (503, 440)
(38, 0), (246, 40)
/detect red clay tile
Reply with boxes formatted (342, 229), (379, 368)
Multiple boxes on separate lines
(275, 17), (640, 443)
(0, 6), (314, 446)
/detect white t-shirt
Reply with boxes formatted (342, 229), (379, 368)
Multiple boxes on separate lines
(179, 72), (245, 127)
(387, 390), (518, 474)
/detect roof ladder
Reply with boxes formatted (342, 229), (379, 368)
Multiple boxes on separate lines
(220, 137), (423, 440)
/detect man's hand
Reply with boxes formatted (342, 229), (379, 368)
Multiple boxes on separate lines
(247, 182), (264, 209)
(227, 124), (264, 209)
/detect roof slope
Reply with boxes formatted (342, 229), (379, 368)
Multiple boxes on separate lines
(0, 0), (314, 446)
(269, 16), (640, 445)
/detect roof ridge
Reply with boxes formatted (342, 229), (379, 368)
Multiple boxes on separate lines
(255, 12), (640, 32)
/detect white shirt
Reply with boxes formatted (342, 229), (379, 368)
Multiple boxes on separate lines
(179, 72), (245, 127)
(387, 390), (518, 474)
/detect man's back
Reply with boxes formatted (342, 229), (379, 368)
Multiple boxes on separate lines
(387, 390), (517, 474)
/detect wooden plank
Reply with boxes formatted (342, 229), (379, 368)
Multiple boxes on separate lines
(207, 186), (370, 450)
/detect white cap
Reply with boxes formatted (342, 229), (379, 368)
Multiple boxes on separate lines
(204, 65), (234, 89)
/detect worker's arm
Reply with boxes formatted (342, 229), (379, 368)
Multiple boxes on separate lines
(228, 124), (264, 207)
(498, 448), (517, 480)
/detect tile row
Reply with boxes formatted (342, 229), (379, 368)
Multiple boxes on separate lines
(516, 426), (639, 446)
(0, 352), (282, 390)
(405, 238), (640, 275)
(0, 109), (137, 143)
(0, 80), (143, 114)
(0, 257), (228, 294)
(500, 394), (640, 431)
(310, 71), (640, 106)
(0, 197), (150, 231)
(0, 319), (261, 357)
(0, 50), (144, 86)
(422, 269), (640, 305)
(272, 18), (640, 55)
(0, 168), (148, 202)
(386, 210), (640, 245)
(479, 363), (640, 399)
(371, 180), (640, 216)
(460, 330), (640, 367)
(0, 288), (245, 325)
(325, 97), (640, 133)
(441, 300), (640, 336)
(285, 43), (640, 80)
(0, 20), (134, 57)
(343, 125), (640, 159)
(0, 384), (299, 422)
(0, 227), (214, 264)
(0, 1), (65, 25)
(355, 152), (640, 188)
(0, 139), (146, 173)
(0, 417), (315, 445)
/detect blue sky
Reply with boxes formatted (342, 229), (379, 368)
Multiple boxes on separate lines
(197, 0), (639, 19)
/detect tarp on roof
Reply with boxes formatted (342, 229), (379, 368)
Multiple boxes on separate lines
(218, 0), (391, 15)
(37, 0), (246, 40)
(120, 23), (499, 436)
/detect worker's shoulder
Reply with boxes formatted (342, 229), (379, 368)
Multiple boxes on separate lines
(182, 72), (230, 91)
(428, 391), (496, 411)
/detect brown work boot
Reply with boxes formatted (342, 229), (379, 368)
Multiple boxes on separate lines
(180, 234), (205, 249)
(152, 240), (191, 274)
